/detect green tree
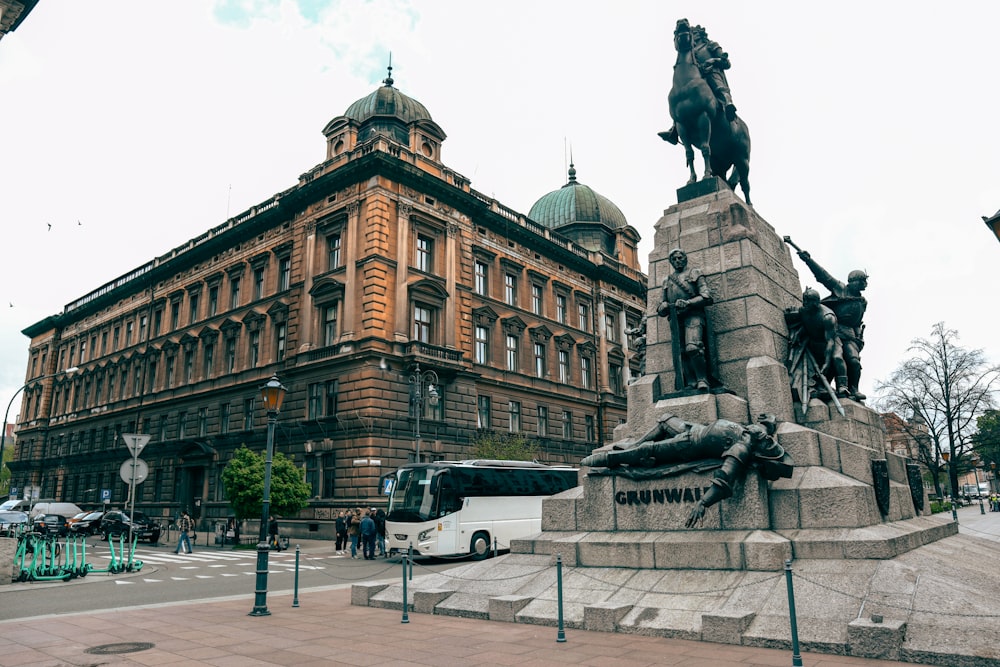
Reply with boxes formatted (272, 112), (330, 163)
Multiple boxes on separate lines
(972, 409), (1000, 487)
(471, 432), (540, 461)
(876, 323), (999, 501)
(221, 445), (311, 521)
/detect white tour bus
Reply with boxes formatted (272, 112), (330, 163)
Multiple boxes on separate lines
(382, 460), (578, 559)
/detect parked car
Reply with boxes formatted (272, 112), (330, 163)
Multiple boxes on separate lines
(0, 499), (30, 512)
(68, 511), (105, 536)
(0, 510), (29, 536)
(100, 510), (161, 543)
(31, 514), (69, 537)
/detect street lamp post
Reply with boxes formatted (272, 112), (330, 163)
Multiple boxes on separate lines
(408, 362), (439, 463)
(941, 450), (958, 521)
(249, 374), (287, 617)
(1, 367), (78, 496)
(972, 456), (986, 515)
(991, 462), (998, 495)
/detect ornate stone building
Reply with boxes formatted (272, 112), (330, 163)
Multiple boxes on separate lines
(10, 72), (646, 532)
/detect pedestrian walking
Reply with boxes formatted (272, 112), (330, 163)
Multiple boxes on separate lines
(348, 508), (362, 559)
(268, 515), (282, 551)
(175, 510), (194, 554)
(360, 509), (377, 560)
(335, 511), (348, 554)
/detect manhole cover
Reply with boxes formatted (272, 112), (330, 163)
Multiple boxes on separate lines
(85, 642), (155, 655)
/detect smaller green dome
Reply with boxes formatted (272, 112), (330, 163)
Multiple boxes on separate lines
(528, 164), (628, 230)
(343, 67), (432, 125)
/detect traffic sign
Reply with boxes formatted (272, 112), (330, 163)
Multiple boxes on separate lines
(119, 458), (149, 485)
(121, 433), (151, 457)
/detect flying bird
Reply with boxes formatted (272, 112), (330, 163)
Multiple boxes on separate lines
(47, 223), (52, 231)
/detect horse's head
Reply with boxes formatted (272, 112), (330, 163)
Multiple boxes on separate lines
(674, 18), (693, 52)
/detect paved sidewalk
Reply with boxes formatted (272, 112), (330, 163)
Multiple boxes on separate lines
(0, 583), (921, 667)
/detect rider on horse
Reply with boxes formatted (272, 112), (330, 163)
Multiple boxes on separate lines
(662, 20), (737, 145)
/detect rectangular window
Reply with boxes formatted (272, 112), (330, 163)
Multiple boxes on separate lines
(581, 356), (592, 389)
(586, 415), (596, 442)
(158, 417), (167, 442)
(474, 325), (489, 364)
(244, 398), (255, 431)
(537, 406), (548, 437)
(132, 364), (141, 395)
(509, 401), (521, 432)
(534, 343), (546, 378)
(504, 273), (517, 306)
(249, 330), (260, 367)
(505, 334), (519, 372)
(188, 295), (199, 324)
(474, 261), (488, 296)
(225, 338), (237, 373)
(609, 362), (623, 395)
(562, 410), (573, 439)
(531, 284), (543, 315)
(198, 408), (207, 437)
(606, 313), (618, 342)
(254, 267), (265, 300)
(325, 379), (338, 417)
(203, 343), (215, 378)
(178, 411), (187, 439)
(113, 326), (121, 351)
(556, 294), (567, 324)
(139, 315), (148, 342)
(275, 322), (287, 361)
(230, 276), (241, 309)
(153, 310), (162, 336)
(578, 303), (590, 332)
(165, 355), (175, 388)
(220, 402), (232, 434)
(413, 304), (432, 343)
(323, 304), (338, 346)
(306, 457), (320, 497)
(184, 349), (194, 383)
(125, 321), (134, 345)
(208, 286), (219, 317)
(416, 235), (433, 272)
(477, 395), (491, 429)
(308, 383), (323, 420)
(80, 339), (87, 362)
(100, 332), (108, 356)
(321, 453), (336, 498)
(558, 350), (570, 383)
(170, 302), (180, 330)
(328, 233), (342, 270)
(278, 257), (291, 291)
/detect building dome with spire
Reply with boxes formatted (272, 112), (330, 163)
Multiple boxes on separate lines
(528, 164), (628, 232)
(343, 68), (434, 125)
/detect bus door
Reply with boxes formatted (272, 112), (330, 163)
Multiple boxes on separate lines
(431, 470), (460, 554)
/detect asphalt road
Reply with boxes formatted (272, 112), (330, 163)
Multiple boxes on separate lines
(1, 536), (468, 621)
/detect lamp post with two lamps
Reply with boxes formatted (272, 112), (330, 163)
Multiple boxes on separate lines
(408, 362), (439, 463)
(941, 450), (958, 521)
(249, 374), (287, 617)
(2, 367), (79, 495)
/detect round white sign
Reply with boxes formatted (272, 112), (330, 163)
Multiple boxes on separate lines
(119, 458), (149, 485)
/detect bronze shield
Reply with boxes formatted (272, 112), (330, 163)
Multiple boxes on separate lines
(872, 459), (890, 516)
(906, 463), (925, 513)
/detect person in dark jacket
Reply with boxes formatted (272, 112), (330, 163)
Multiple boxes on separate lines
(374, 508), (387, 557)
(360, 510), (377, 560)
(267, 515), (282, 551)
(335, 511), (348, 554)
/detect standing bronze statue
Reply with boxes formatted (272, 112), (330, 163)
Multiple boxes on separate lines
(660, 18), (751, 204)
(784, 237), (868, 401)
(785, 288), (849, 416)
(657, 248), (713, 392)
(625, 314), (648, 382)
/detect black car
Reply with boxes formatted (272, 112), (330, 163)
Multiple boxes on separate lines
(31, 514), (69, 537)
(0, 510), (29, 537)
(69, 511), (105, 536)
(100, 510), (161, 543)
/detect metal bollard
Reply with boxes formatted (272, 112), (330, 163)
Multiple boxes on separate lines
(401, 549), (410, 624)
(556, 553), (566, 643)
(292, 544), (300, 607)
(493, 536), (498, 559)
(408, 542), (413, 581)
(783, 560), (803, 667)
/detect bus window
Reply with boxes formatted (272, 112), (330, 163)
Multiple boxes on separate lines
(434, 472), (462, 518)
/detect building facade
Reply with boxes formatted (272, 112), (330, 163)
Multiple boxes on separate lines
(10, 72), (646, 532)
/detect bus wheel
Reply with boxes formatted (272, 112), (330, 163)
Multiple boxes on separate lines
(470, 532), (490, 560)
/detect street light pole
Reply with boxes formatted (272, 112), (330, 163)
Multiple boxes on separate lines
(1, 367), (78, 496)
(942, 450), (958, 521)
(972, 457), (986, 515)
(249, 375), (286, 617)
(408, 362), (439, 464)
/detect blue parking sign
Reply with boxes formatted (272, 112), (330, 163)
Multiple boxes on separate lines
(101, 489), (111, 501)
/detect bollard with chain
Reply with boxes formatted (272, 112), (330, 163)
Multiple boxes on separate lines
(556, 553), (566, 643)
(408, 542), (413, 581)
(292, 544), (300, 608)
(783, 559), (803, 667)
(401, 547), (410, 624)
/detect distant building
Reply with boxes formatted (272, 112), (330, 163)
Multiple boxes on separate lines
(881, 412), (929, 460)
(0, 0), (38, 42)
(10, 71), (646, 532)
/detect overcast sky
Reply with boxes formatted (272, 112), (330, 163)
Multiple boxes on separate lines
(1, 1), (998, 424)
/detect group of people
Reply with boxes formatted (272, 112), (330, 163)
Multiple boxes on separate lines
(335, 507), (386, 559)
(987, 494), (1000, 512)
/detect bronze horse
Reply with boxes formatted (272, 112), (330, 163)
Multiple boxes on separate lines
(664, 21), (751, 204)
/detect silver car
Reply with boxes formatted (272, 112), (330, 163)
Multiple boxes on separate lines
(0, 510), (29, 536)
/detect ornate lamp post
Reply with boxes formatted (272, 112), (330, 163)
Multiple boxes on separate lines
(249, 374), (286, 617)
(2, 367), (78, 495)
(408, 362), (439, 463)
(941, 450), (958, 521)
(982, 210), (1000, 245)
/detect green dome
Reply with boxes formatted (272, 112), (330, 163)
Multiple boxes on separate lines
(528, 164), (628, 230)
(343, 68), (432, 124)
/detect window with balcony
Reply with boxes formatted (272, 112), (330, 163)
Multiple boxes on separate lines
(413, 304), (434, 344)
(323, 304), (338, 347)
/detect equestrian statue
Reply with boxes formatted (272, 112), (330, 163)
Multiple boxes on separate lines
(659, 19), (752, 205)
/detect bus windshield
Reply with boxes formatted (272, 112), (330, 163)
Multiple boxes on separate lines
(386, 466), (437, 522)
